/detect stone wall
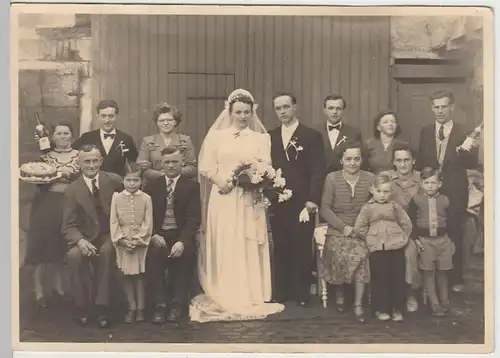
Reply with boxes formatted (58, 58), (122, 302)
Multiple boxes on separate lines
(17, 14), (92, 264)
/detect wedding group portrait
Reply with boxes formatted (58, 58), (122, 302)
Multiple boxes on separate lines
(12, 5), (491, 353)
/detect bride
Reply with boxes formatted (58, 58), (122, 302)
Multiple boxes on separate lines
(190, 89), (285, 323)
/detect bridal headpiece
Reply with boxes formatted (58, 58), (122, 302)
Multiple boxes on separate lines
(225, 88), (259, 111)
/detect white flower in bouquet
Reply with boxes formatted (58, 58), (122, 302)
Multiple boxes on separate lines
(273, 176), (286, 188)
(251, 172), (264, 184)
(253, 159), (269, 174)
(278, 189), (293, 202)
(266, 166), (277, 179)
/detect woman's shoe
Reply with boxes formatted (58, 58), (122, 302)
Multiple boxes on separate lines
(135, 310), (145, 323)
(406, 296), (418, 312)
(52, 291), (72, 304)
(335, 300), (345, 313)
(392, 310), (404, 322)
(124, 309), (135, 324)
(375, 311), (391, 321)
(441, 301), (451, 314)
(353, 304), (365, 323)
(431, 304), (446, 317)
(36, 297), (48, 309)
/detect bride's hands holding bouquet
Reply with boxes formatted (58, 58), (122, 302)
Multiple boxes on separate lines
(218, 180), (234, 194)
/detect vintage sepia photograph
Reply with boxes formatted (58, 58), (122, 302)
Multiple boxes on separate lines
(11, 4), (493, 354)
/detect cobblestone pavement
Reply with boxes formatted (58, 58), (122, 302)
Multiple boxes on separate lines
(18, 257), (485, 344)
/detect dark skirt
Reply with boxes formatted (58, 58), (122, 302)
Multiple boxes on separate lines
(24, 190), (67, 265)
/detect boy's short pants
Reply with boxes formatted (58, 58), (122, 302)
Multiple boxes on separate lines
(417, 234), (455, 271)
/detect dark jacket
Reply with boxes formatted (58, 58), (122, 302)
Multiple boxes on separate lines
(269, 123), (326, 210)
(62, 171), (123, 247)
(73, 129), (138, 177)
(144, 175), (201, 252)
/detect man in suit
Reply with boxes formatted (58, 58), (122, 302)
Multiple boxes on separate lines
(144, 146), (201, 324)
(268, 93), (326, 306)
(62, 144), (123, 327)
(417, 90), (479, 293)
(73, 100), (139, 177)
(319, 95), (363, 173)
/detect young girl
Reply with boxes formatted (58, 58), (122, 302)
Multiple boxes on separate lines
(354, 173), (412, 322)
(110, 163), (153, 323)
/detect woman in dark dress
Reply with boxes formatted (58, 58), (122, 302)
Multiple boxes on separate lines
(364, 111), (409, 174)
(25, 120), (80, 308)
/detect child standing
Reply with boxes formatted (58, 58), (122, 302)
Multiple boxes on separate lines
(354, 173), (412, 322)
(407, 167), (454, 317)
(110, 163), (153, 323)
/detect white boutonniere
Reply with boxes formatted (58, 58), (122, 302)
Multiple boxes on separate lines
(337, 135), (348, 146)
(117, 141), (129, 157)
(178, 139), (188, 152)
(286, 137), (304, 161)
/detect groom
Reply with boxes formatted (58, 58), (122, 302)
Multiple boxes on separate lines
(269, 93), (326, 306)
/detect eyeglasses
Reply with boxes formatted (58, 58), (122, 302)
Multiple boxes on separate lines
(157, 119), (177, 124)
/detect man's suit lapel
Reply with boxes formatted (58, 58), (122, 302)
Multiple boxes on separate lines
(285, 124), (302, 162)
(335, 124), (349, 147)
(426, 124), (438, 166)
(442, 123), (461, 166)
(98, 173), (115, 216)
(271, 128), (287, 164)
(74, 176), (98, 223)
(321, 124), (331, 150)
(152, 176), (167, 229)
(107, 130), (122, 158)
(92, 130), (107, 157)
(173, 176), (186, 214)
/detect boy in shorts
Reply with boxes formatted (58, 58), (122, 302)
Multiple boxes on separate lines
(408, 167), (455, 317)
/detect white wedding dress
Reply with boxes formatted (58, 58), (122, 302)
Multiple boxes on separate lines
(190, 127), (284, 323)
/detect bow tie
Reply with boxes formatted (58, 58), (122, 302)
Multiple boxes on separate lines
(103, 133), (115, 140)
(328, 123), (341, 131)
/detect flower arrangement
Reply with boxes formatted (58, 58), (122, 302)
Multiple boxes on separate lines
(223, 158), (293, 207)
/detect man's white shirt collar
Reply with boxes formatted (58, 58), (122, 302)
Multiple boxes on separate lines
(435, 120), (453, 138)
(83, 173), (99, 193)
(100, 128), (117, 137)
(281, 119), (299, 148)
(281, 119), (299, 132)
(165, 174), (181, 191)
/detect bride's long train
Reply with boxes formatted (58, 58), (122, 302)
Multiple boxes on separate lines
(189, 294), (285, 323)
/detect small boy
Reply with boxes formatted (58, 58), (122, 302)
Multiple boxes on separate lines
(407, 166), (455, 317)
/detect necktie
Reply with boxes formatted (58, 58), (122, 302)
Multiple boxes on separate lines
(234, 131), (240, 139)
(91, 178), (100, 198)
(104, 133), (115, 140)
(438, 125), (445, 141)
(166, 178), (174, 199)
(328, 123), (341, 131)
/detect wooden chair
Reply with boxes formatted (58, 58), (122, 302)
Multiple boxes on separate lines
(313, 216), (329, 308)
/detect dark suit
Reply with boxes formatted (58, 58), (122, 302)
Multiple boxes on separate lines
(318, 122), (363, 173)
(62, 172), (123, 310)
(269, 123), (326, 302)
(417, 122), (478, 285)
(144, 175), (201, 308)
(73, 129), (138, 177)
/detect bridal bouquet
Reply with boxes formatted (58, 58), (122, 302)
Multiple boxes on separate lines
(226, 158), (293, 207)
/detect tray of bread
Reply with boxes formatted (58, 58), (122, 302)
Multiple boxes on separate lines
(19, 162), (62, 184)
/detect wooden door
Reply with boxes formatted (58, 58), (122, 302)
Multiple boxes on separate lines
(174, 73), (236, 153)
(394, 79), (468, 151)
